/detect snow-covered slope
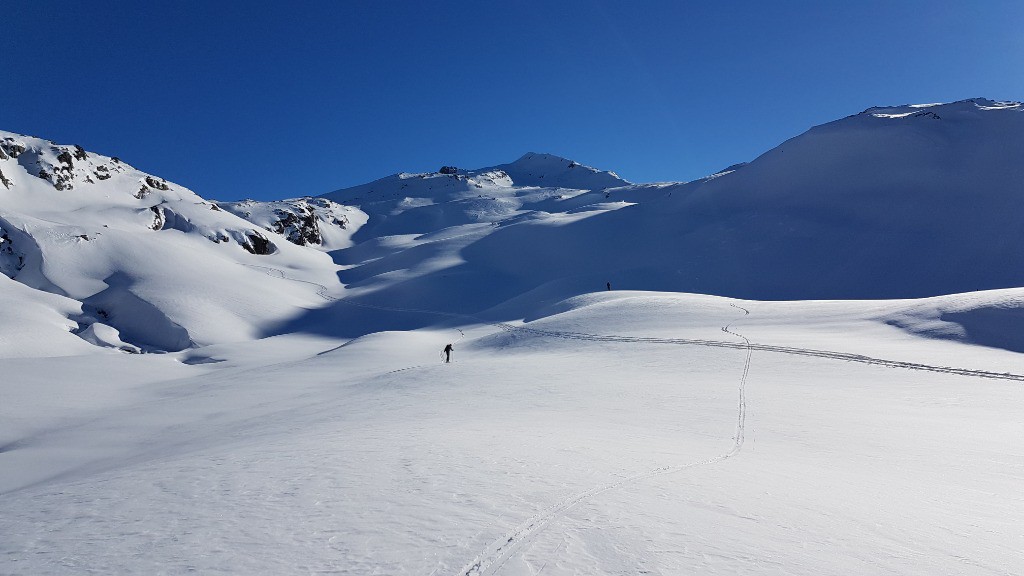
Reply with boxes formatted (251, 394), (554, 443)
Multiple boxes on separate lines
(0, 131), (343, 351)
(642, 97), (1024, 299)
(321, 153), (629, 240)
(4, 98), (1024, 352)
(2, 291), (1022, 575)
(312, 98), (1024, 335)
(3, 100), (1024, 576)
(494, 152), (629, 190)
(218, 197), (365, 251)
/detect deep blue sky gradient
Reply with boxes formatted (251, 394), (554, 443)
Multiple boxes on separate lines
(7, 1), (1024, 200)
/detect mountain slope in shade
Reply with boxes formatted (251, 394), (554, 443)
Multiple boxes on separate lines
(326, 98), (1024, 313)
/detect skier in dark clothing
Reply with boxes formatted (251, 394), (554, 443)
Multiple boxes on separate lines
(443, 343), (454, 363)
(606, 281), (611, 291)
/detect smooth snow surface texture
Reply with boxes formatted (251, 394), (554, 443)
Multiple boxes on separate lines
(312, 99), (1024, 339)
(2, 99), (1024, 574)
(2, 292), (1022, 575)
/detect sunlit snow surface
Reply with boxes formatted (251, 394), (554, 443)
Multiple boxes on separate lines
(2, 291), (1022, 575)
(2, 100), (1024, 574)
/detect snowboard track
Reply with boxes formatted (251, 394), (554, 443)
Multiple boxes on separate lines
(242, 264), (1024, 574)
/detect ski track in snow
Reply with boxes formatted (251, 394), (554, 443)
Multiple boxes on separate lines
(243, 263), (1024, 384)
(243, 264), (1023, 575)
(456, 303), (753, 576)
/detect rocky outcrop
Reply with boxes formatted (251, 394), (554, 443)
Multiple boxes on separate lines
(0, 228), (25, 278)
(145, 176), (170, 191)
(0, 138), (25, 159)
(0, 136), (141, 193)
(271, 208), (321, 245)
(241, 231), (274, 255)
(51, 149), (76, 190)
(149, 206), (165, 231)
(220, 197), (351, 249)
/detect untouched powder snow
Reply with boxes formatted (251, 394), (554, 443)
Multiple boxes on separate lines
(2, 99), (1024, 575)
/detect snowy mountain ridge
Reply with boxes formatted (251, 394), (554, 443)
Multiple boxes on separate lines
(3, 97), (1024, 354)
(859, 96), (1021, 117)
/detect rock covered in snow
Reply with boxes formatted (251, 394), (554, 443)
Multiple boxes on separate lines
(0, 130), (345, 352)
(219, 197), (359, 250)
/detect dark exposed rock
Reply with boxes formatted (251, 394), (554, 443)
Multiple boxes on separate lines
(38, 168), (51, 182)
(47, 150), (76, 190)
(0, 147), (6, 160)
(220, 197), (350, 248)
(0, 168), (10, 189)
(54, 174), (74, 190)
(145, 176), (169, 190)
(56, 150), (74, 168)
(0, 230), (25, 278)
(135, 185), (150, 199)
(210, 203), (221, 211)
(149, 206), (165, 230)
(270, 208), (321, 246)
(241, 232), (274, 255)
(95, 165), (111, 180)
(73, 145), (88, 161)
(1, 140), (25, 158)
(439, 165), (459, 175)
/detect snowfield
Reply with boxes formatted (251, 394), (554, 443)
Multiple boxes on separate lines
(2, 292), (1022, 575)
(1, 99), (1023, 575)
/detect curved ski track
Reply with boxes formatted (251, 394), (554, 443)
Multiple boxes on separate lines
(243, 264), (1024, 384)
(243, 264), (1024, 574)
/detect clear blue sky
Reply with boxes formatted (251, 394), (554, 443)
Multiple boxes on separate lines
(7, 1), (1023, 201)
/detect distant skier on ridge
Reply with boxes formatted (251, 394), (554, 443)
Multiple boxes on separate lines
(443, 343), (454, 363)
